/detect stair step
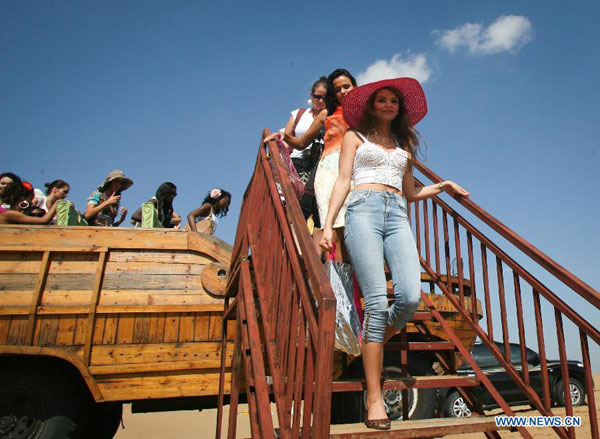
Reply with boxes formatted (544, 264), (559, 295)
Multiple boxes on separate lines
(329, 416), (507, 438)
(384, 341), (455, 351)
(332, 375), (479, 392)
(409, 312), (433, 321)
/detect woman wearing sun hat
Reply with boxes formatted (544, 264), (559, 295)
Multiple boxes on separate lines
(320, 78), (469, 429)
(84, 170), (133, 227)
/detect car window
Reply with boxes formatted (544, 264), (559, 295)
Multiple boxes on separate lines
(472, 344), (499, 369)
(509, 344), (523, 365)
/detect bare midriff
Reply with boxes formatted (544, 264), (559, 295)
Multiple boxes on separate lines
(354, 183), (403, 195)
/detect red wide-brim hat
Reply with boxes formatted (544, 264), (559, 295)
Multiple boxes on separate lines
(342, 78), (427, 129)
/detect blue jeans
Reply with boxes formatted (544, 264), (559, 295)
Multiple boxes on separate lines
(344, 190), (421, 343)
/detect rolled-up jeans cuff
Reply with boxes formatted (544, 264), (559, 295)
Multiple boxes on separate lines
(361, 309), (387, 343)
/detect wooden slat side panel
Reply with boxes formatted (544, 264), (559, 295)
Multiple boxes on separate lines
(0, 317), (11, 344)
(178, 312), (195, 342)
(147, 313), (166, 343)
(55, 315), (77, 346)
(102, 314), (118, 344)
(6, 316), (27, 345)
(108, 251), (204, 264)
(36, 290), (223, 308)
(133, 314), (150, 344)
(73, 314), (87, 345)
(163, 313), (180, 342)
(90, 342), (230, 366)
(0, 273), (206, 291)
(96, 371), (232, 401)
(35, 316), (60, 346)
(116, 315), (135, 344)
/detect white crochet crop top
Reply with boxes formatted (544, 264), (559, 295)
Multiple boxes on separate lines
(352, 132), (410, 191)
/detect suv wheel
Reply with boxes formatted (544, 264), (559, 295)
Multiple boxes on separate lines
(444, 390), (473, 418)
(555, 378), (585, 407)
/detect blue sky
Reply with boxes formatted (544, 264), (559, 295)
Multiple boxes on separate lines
(2, 1), (598, 366)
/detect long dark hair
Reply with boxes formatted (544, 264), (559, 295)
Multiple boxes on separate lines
(357, 86), (420, 156)
(203, 189), (231, 217)
(2, 181), (34, 207)
(44, 179), (69, 195)
(155, 182), (177, 228)
(325, 69), (357, 116)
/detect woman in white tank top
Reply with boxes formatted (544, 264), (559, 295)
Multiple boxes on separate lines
(321, 78), (469, 430)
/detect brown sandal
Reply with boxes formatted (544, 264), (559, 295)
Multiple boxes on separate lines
(365, 418), (391, 430)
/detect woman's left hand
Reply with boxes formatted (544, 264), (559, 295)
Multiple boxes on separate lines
(441, 181), (470, 198)
(263, 132), (283, 144)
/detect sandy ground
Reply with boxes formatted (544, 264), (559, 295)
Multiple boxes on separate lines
(115, 374), (599, 439)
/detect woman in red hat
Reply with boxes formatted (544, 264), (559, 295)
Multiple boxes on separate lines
(320, 78), (469, 429)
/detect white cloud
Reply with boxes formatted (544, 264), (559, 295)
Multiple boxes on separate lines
(356, 53), (432, 85)
(436, 15), (533, 55)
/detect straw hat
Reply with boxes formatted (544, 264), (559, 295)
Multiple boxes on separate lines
(342, 78), (427, 129)
(100, 170), (133, 192)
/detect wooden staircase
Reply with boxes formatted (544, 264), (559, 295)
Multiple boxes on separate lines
(215, 131), (599, 439)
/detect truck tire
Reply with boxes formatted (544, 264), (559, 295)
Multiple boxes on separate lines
(81, 403), (123, 439)
(555, 378), (586, 407)
(0, 362), (85, 439)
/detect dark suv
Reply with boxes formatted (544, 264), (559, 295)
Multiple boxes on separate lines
(441, 342), (587, 417)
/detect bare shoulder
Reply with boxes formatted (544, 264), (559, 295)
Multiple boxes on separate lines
(315, 108), (328, 122)
(343, 129), (363, 145)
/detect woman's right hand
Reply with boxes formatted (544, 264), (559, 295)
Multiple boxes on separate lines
(263, 132), (283, 144)
(105, 194), (121, 206)
(320, 226), (334, 252)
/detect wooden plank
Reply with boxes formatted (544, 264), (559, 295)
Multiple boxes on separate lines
(25, 251), (51, 345)
(6, 290), (225, 308)
(6, 316), (27, 345)
(92, 315), (106, 344)
(178, 312), (195, 342)
(108, 251), (204, 264)
(36, 316), (60, 346)
(102, 314), (118, 344)
(90, 342), (231, 366)
(89, 359), (232, 375)
(0, 316), (11, 344)
(163, 313), (180, 342)
(0, 258), (206, 275)
(0, 273), (206, 291)
(96, 371), (231, 401)
(147, 313), (165, 343)
(133, 314), (150, 344)
(116, 314), (135, 344)
(73, 314), (87, 345)
(194, 313), (210, 342)
(55, 315), (76, 346)
(0, 226), (188, 250)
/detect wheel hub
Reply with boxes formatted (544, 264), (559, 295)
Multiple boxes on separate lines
(570, 384), (581, 405)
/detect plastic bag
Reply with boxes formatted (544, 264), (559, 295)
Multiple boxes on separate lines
(326, 246), (361, 356)
(274, 137), (305, 199)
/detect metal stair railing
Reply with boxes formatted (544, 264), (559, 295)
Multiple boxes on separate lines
(408, 159), (599, 439)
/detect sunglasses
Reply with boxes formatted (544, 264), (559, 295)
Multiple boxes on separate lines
(312, 94), (325, 100)
(22, 181), (33, 191)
